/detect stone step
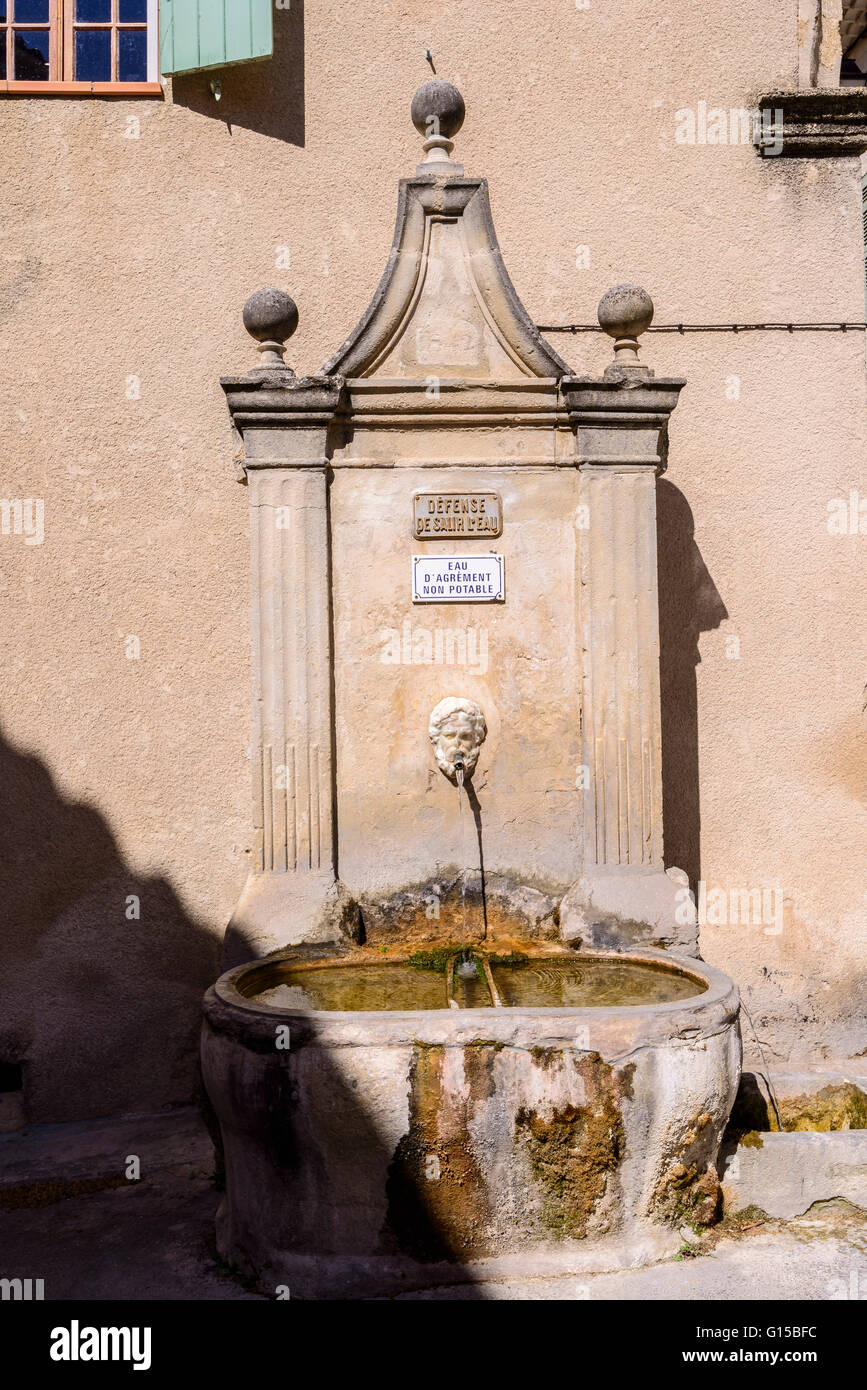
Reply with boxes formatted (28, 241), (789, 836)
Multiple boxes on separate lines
(0, 1107), (212, 1201)
(720, 1131), (867, 1218)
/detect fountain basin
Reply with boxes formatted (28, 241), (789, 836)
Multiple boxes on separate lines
(202, 943), (740, 1299)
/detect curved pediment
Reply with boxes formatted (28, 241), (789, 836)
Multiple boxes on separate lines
(322, 175), (570, 383)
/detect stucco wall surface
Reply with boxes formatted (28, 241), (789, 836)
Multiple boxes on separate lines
(0, 0), (864, 1121)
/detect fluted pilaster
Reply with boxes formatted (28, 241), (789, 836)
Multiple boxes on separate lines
(249, 467), (333, 877)
(579, 464), (663, 871)
(560, 373), (697, 956)
(221, 372), (344, 962)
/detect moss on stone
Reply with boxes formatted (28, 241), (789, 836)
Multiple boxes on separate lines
(407, 943), (468, 972)
(488, 951), (529, 967)
(739, 1129), (764, 1149)
(730, 1077), (867, 1135)
(778, 1083), (867, 1133)
(514, 1054), (631, 1238)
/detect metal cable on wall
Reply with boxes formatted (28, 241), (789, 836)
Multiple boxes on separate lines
(537, 321), (867, 333)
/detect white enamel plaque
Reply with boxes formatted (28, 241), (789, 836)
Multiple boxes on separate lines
(412, 555), (505, 603)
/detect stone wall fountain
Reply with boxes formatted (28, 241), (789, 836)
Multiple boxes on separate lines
(202, 81), (741, 1299)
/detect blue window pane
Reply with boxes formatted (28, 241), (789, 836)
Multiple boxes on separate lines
(119, 0), (147, 20)
(0, 45), (5, 80)
(14, 29), (49, 78)
(75, 0), (110, 19)
(118, 27), (146, 81)
(15, 0), (49, 21)
(0, 1), (7, 21)
(75, 27), (110, 80)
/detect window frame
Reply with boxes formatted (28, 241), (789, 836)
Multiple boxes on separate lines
(0, 0), (161, 94)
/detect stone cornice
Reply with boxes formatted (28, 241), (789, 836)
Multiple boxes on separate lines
(221, 373), (345, 422)
(756, 88), (867, 157)
(561, 375), (686, 473)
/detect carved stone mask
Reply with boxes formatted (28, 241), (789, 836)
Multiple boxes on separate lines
(429, 697), (487, 782)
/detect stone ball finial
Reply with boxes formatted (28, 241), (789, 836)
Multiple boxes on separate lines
(597, 284), (654, 376)
(411, 79), (465, 138)
(243, 288), (298, 344)
(597, 284), (654, 340)
(242, 288), (298, 372)
(411, 80), (465, 169)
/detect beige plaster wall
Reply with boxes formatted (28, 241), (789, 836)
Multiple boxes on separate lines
(0, 0), (864, 1121)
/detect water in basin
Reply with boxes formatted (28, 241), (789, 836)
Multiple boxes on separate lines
(247, 955), (706, 1012)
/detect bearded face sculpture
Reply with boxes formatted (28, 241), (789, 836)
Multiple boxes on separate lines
(428, 697), (487, 782)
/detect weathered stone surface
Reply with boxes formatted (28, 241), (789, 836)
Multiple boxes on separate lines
(202, 946), (740, 1298)
(560, 867), (698, 956)
(355, 874), (561, 945)
(755, 89), (867, 156)
(4, 1145), (864, 1301)
(720, 1132), (867, 1218)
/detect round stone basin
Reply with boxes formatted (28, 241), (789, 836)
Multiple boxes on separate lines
(202, 942), (740, 1299)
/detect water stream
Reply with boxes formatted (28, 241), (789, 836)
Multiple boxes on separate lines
(455, 761), (469, 947)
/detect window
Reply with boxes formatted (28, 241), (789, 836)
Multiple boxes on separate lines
(840, 0), (867, 85)
(0, 0), (274, 92)
(0, 0), (159, 90)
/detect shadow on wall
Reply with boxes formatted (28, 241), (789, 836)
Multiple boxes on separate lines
(657, 479), (728, 891)
(213, 1022), (489, 1298)
(0, 725), (490, 1296)
(0, 724), (223, 1127)
(169, 0), (305, 144)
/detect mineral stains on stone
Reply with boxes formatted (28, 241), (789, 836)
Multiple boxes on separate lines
(384, 1043), (495, 1262)
(651, 1109), (722, 1227)
(384, 1045), (636, 1257)
(515, 1055), (633, 1238)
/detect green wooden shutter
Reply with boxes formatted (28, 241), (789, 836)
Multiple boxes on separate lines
(159, 0), (273, 76)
